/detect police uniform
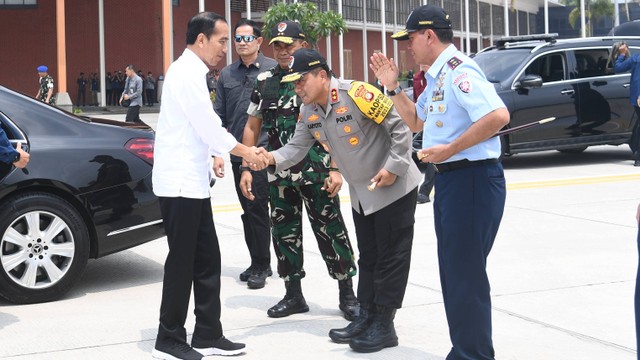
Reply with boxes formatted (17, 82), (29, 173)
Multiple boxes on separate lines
(39, 74), (55, 105)
(415, 33), (507, 360)
(246, 64), (357, 283)
(273, 75), (421, 309)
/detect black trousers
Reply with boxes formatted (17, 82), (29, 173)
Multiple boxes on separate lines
(125, 105), (141, 123)
(231, 161), (271, 270)
(146, 89), (155, 105)
(352, 188), (417, 308)
(631, 106), (640, 155)
(156, 197), (223, 348)
(419, 163), (435, 197)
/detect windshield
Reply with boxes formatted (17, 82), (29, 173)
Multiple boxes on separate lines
(473, 48), (531, 83)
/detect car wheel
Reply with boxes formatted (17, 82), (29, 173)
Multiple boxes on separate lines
(558, 146), (588, 154)
(0, 192), (89, 304)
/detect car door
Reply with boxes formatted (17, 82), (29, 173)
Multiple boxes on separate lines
(572, 47), (634, 138)
(509, 50), (579, 147)
(0, 112), (29, 182)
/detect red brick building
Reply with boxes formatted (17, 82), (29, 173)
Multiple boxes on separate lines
(0, 0), (539, 106)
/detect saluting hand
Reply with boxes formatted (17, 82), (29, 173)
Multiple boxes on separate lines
(369, 52), (400, 88)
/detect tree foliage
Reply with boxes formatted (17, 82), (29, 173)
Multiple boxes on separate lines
(566, 0), (614, 36)
(262, 2), (347, 48)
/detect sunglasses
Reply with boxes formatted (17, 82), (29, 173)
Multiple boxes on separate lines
(234, 35), (257, 43)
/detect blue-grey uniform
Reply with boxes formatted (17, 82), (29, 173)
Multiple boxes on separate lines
(416, 44), (507, 360)
(271, 77), (421, 309)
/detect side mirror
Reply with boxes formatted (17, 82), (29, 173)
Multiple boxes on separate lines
(515, 74), (543, 89)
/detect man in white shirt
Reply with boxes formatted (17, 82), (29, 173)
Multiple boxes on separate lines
(151, 12), (266, 360)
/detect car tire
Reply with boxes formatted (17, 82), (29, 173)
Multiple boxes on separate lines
(558, 146), (588, 154)
(0, 192), (90, 304)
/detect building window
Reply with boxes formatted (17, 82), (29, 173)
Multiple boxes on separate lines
(0, 0), (36, 6)
(172, 0), (179, 6)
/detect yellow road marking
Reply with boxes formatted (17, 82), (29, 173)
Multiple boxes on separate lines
(212, 174), (640, 213)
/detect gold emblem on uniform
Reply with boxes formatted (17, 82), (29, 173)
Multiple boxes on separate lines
(314, 131), (321, 139)
(349, 136), (359, 146)
(436, 120), (443, 128)
(438, 104), (446, 112)
(343, 125), (352, 133)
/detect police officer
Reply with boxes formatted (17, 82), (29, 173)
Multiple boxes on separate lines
(259, 48), (421, 353)
(240, 21), (358, 320)
(370, 5), (510, 360)
(35, 65), (55, 105)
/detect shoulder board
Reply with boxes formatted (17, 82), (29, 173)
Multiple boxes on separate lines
(447, 56), (463, 70)
(346, 81), (393, 124)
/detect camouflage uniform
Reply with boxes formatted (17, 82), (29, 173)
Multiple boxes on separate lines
(247, 65), (356, 282)
(39, 75), (56, 105)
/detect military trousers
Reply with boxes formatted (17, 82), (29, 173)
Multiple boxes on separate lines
(351, 188), (417, 309)
(269, 183), (357, 282)
(434, 162), (506, 360)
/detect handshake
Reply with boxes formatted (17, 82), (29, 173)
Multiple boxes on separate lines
(242, 146), (272, 171)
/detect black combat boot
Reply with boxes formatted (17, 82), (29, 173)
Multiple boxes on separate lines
(349, 304), (398, 353)
(328, 303), (373, 344)
(267, 280), (309, 318)
(338, 278), (360, 321)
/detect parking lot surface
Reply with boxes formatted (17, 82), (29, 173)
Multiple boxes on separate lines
(0, 112), (638, 359)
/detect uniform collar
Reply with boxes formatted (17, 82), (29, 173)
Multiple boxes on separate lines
(234, 52), (266, 70)
(426, 44), (457, 79)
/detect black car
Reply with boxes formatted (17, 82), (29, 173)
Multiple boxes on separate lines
(473, 34), (639, 156)
(0, 85), (164, 304)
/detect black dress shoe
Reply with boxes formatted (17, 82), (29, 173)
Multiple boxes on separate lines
(247, 268), (270, 289)
(267, 295), (309, 318)
(416, 193), (430, 204)
(239, 266), (254, 282)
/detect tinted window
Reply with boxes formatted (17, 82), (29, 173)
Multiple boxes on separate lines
(575, 49), (609, 78)
(524, 53), (566, 83)
(473, 48), (531, 82)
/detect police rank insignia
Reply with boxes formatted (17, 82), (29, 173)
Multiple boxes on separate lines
(331, 88), (339, 102)
(447, 56), (463, 70)
(308, 114), (319, 122)
(347, 81), (392, 124)
(335, 106), (348, 114)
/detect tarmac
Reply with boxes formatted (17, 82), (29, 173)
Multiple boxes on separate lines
(0, 109), (638, 360)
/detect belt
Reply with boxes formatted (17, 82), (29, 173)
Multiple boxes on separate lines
(433, 158), (499, 173)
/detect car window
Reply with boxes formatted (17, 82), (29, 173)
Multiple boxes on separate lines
(473, 48), (531, 83)
(524, 53), (566, 83)
(575, 49), (609, 78)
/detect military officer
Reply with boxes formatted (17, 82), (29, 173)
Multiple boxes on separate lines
(35, 65), (55, 105)
(240, 21), (358, 321)
(260, 48), (421, 353)
(369, 5), (510, 360)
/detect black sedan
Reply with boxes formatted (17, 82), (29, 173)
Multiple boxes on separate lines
(0, 85), (164, 304)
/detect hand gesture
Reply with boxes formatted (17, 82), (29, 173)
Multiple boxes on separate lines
(244, 146), (270, 170)
(321, 170), (343, 198)
(416, 144), (453, 165)
(369, 52), (400, 88)
(239, 170), (254, 200)
(13, 142), (29, 169)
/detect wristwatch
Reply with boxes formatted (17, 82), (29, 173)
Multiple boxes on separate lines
(239, 165), (252, 172)
(386, 86), (402, 97)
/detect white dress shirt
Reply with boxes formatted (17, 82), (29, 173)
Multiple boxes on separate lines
(153, 48), (238, 198)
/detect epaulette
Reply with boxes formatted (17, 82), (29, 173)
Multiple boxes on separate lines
(346, 81), (393, 124)
(447, 56), (463, 70)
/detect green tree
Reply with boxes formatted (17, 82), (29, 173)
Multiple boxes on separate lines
(262, 2), (347, 48)
(566, 0), (614, 36)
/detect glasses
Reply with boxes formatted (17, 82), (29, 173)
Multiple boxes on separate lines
(234, 35), (257, 43)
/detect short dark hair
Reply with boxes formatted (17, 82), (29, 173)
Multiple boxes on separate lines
(433, 28), (453, 44)
(126, 64), (136, 72)
(235, 18), (261, 38)
(186, 12), (226, 45)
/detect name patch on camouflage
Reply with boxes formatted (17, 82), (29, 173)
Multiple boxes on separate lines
(347, 81), (392, 124)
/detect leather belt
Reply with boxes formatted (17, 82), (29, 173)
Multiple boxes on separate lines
(433, 158), (499, 173)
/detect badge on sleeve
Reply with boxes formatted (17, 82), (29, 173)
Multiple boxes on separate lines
(458, 80), (472, 93)
(347, 81), (393, 124)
